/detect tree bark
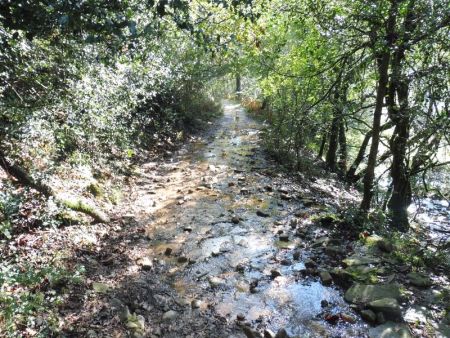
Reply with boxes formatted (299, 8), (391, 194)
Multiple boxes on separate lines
(337, 118), (347, 173)
(360, 53), (391, 210)
(326, 114), (339, 171)
(387, 0), (415, 231)
(360, 0), (398, 211)
(235, 73), (241, 99)
(317, 131), (327, 159)
(346, 121), (393, 182)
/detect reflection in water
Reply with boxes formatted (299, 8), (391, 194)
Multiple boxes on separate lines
(143, 101), (367, 337)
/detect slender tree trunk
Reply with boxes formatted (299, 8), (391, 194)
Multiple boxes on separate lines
(235, 73), (241, 99)
(360, 54), (391, 210)
(346, 121), (393, 182)
(326, 114), (339, 171)
(360, 0), (398, 211)
(347, 130), (371, 181)
(317, 131), (327, 159)
(337, 119), (347, 173)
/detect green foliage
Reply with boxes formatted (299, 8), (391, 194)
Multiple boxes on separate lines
(390, 233), (450, 270)
(0, 259), (84, 337)
(0, 187), (61, 239)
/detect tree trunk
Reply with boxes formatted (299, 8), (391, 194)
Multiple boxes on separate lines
(360, 0), (398, 211)
(0, 150), (109, 223)
(387, 0), (414, 231)
(235, 73), (241, 99)
(326, 114), (339, 171)
(347, 130), (371, 182)
(360, 53), (391, 210)
(317, 131), (327, 159)
(346, 121), (393, 182)
(337, 119), (347, 173)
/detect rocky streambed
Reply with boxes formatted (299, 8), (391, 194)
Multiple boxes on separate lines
(65, 101), (450, 338)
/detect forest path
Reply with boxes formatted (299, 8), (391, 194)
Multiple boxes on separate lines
(111, 101), (367, 337)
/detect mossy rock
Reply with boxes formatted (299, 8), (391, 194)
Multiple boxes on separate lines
(365, 234), (384, 247)
(407, 272), (432, 288)
(368, 298), (402, 320)
(343, 255), (381, 267)
(345, 265), (379, 284)
(344, 283), (403, 304)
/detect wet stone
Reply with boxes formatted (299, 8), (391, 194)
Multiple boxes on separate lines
(320, 271), (333, 285)
(295, 229), (307, 238)
(270, 269), (282, 279)
(235, 263), (246, 273)
(177, 256), (188, 263)
(249, 280), (258, 293)
(368, 322), (412, 338)
(330, 268), (353, 288)
(292, 250), (301, 261)
(274, 328), (289, 338)
(279, 234), (289, 242)
(280, 193), (291, 200)
(241, 326), (259, 338)
(304, 259), (317, 269)
(377, 312), (386, 324)
(164, 248), (173, 256)
(280, 259), (292, 266)
(264, 329), (275, 338)
(240, 188), (250, 195)
(257, 210), (270, 217)
(137, 257), (153, 271)
(368, 298), (402, 321)
(191, 299), (201, 309)
(231, 216), (240, 224)
(340, 313), (356, 324)
(361, 309), (377, 324)
(162, 310), (178, 321)
(289, 219), (298, 228)
(324, 313), (340, 325)
(321, 300), (329, 308)
(237, 313), (246, 321)
(208, 276), (224, 288)
(300, 198), (315, 207)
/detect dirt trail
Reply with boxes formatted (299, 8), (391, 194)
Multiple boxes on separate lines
(104, 101), (367, 337)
